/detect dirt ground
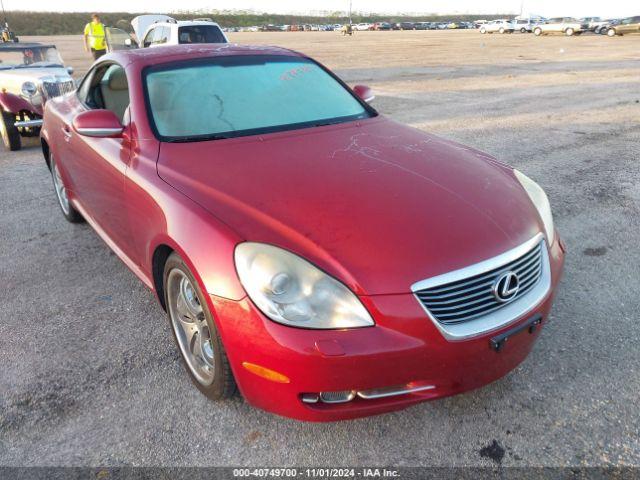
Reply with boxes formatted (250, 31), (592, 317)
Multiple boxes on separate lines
(27, 29), (640, 73)
(2, 30), (639, 468)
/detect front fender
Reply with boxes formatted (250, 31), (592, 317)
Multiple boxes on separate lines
(0, 91), (42, 116)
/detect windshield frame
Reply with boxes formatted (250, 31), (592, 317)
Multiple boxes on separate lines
(0, 46), (64, 70)
(142, 54), (378, 143)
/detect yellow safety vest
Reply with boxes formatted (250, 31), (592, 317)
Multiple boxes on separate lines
(84, 22), (106, 51)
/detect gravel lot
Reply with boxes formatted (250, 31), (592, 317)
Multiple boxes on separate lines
(1, 30), (639, 467)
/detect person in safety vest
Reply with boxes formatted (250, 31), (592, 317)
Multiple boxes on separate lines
(84, 14), (107, 60)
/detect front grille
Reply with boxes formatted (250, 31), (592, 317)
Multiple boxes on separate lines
(415, 242), (543, 325)
(42, 80), (76, 100)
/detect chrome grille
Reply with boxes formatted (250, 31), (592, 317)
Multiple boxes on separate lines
(42, 80), (76, 99)
(415, 242), (543, 325)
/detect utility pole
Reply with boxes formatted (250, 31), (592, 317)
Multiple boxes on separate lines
(349, 0), (352, 25)
(0, 0), (7, 26)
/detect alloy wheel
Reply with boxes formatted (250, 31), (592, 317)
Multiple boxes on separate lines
(51, 157), (70, 215)
(167, 269), (215, 386)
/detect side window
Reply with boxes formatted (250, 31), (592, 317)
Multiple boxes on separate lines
(158, 26), (170, 44)
(76, 69), (96, 105)
(152, 27), (165, 45)
(99, 64), (130, 122)
(164, 26), (172, 43)
(81, 63), (130, 123)
(143, 28), (155, 48)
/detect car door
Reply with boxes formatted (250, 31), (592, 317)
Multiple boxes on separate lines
(105, 27), (138, 52)
(142, 27), (157, 48)
(63, 62), (134, 256)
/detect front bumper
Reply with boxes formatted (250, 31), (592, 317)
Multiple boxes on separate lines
(209, 237), (565, 421)
(15, 118), (43, 128)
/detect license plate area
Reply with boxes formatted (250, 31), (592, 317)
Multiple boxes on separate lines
(490, 314), (542, 352)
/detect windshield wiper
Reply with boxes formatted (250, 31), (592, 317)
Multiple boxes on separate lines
(166, 133), (231, 143)
(312, 120), (343, 127)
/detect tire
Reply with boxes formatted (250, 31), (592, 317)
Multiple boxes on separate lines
(607, 28), (616, 37)
(521, 28), (527, 33)
(164, 253), (237, 400)
(50, 154), (84, 223)
(480, 28), (486, 34)
(0, 110), (21, 151)
(499, 27), (505, 34)
(534, 27), (542, 36)
(565, 28), (574, 36)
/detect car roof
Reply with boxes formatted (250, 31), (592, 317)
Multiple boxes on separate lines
(153, 20), (223, 28)
(105, 43), (303, 68)
(0, 42), (56, 50)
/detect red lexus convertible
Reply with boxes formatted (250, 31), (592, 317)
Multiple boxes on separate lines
(41, 44), (564, 421)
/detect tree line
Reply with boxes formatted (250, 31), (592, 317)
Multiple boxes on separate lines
(3, 10), (508, 35)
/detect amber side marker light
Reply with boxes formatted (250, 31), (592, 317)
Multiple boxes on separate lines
(242, 362), (290, 383)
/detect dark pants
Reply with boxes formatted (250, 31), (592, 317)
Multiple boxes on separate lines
(91, 48), (106, 60)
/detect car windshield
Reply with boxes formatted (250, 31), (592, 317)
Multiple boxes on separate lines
(0, 47), (64, 70)
(178, 25), (226, 44)
(145, 55), (373, 141)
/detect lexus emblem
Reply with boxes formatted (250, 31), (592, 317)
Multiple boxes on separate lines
(493, 271), (520, 303)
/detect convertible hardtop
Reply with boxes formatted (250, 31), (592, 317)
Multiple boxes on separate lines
(104, 43), (304, 67)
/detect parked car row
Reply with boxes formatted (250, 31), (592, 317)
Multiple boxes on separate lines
(479, 16), (640, 36)
(224, 21), (491, 33)
(221, 16), (640, 36)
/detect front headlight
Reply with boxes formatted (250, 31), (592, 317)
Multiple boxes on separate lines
(514, 169), (555, 244)
(21, 81), (38, 97)
(234, 243), (374, 329)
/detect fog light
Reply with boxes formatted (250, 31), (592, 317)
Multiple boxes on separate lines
(300, 393), (319, 404)
(319, 390), (356, 404)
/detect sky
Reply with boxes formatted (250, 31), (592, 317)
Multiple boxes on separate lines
(2, 0), (637, 18)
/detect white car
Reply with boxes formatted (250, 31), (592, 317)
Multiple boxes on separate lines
(479, 20), (515, 34)
(533, 18), (589, 36)
(105, 15), (228, 51)
(514, 19), (538, 33)
(354, 23), (372, 31)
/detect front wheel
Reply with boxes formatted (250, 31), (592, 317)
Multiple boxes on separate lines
(499, 27), (505, 34)
(607, 28), (616, 37)
(565, 28), (575, 36)
(521, 27), (527, 33)
(0, 110), (21, 151)
(164, 253), (237, 400)
(480, 28), (486, 34)
(534, 27), (542, 36)
(50, 154), (84, 223)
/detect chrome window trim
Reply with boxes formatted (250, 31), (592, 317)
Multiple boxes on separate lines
(411, 233), (551, 341)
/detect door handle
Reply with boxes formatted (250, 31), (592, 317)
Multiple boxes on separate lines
(62, 124), (72, 141)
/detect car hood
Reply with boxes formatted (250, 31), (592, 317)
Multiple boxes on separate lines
(157, 117), (542, 295)
(131, 14), (174, 41)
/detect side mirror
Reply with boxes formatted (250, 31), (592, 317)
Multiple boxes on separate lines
(353, 84), (375, 103)
(66, 66), (74, 75)
(73, 109), (123, 138)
